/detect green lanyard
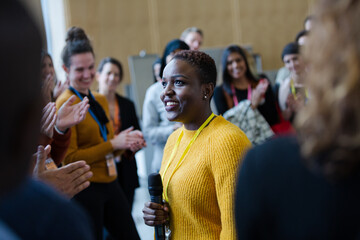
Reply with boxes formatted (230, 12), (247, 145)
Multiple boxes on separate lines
(161, 113), (215, 202)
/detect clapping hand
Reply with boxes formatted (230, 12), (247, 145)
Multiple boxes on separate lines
(56, 95), (90, 132)
(41, 102), (57, 138)
(33, 145), (93, 198)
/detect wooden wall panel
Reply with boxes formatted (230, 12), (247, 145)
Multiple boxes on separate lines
(64, 0), (315, 92)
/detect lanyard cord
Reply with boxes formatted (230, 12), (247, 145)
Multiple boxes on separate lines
(230, 83), (253, 107)
(290, 79), (309, 100)
(69, 86), (108, 141)
(161, 113), (215, 202)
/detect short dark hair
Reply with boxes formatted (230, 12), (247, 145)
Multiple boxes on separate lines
(160, 39), (189, 78)
(97, 57), (123, 80)
(281, 42), (300, 61)
(172, 50), (217, 87)
(61, 27), (94, 68)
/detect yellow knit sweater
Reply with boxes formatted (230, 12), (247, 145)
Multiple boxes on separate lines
(56, 89), (118, 183)
(160, 116), (251, 239)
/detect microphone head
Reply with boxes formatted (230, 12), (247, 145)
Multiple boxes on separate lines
(148, 173), (163, 196)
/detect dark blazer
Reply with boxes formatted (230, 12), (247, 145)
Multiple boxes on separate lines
(115, 94), (140, 204)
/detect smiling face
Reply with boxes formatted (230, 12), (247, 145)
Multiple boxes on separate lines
(283, 53), (305, 77)
(41, 55), (55, 81)
(160, 59), (206, 125)
(183, 32), (203, 51)
(65, 52), (95, 94)
(226, 52), (247, 81)
(97, 62), (122, 93)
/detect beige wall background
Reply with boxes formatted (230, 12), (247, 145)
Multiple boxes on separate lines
(62, 0), (315, 91)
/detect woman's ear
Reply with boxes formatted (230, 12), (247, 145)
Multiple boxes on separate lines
(62, 64), (69, 74)
(202, 83), (214, 100)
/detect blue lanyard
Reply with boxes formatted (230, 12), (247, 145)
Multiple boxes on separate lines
(69, 86), (108, 141)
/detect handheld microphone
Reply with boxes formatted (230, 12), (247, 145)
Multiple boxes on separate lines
(148, 173), (165, 240)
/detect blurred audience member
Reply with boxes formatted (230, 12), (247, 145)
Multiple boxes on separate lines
(97, 57), (146, 208)
(0, 1), (93, 239)
(236, 0), (360, 238)
(180, 27), (203, 51)
(41, 51), (69, 101)
(278, 42), (307, 121)
(143, 39), (189, 173)
(213, 45), (279, 127)
(152, 57), (162, 83)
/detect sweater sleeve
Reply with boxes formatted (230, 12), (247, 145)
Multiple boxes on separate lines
(50, 129), (71, 165)
(65, 124), (114, 164)
(210, 125), (251, 240)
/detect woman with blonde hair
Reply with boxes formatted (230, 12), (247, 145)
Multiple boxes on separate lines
(235, 0), (360, 238)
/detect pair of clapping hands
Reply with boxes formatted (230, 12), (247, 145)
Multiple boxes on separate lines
(41, 95), (89, 138)
(110, 127), (147, 153)
(33, 145), (92, 198)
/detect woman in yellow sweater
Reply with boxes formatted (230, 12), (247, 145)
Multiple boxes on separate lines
(56, 27), (144, 240)
(143, 50), (251, 239)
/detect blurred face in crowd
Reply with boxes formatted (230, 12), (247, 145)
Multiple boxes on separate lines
(166, 49), (183, 64)
(283, 53), (305, 77)
(64, 52), (95, 94)
(97, 62), (122, 93)
(160, 59), (204, 124)
(227, 52), (247, 81)
(183, 32), (203, 51)
(41, 55), (55, 81)
(153, 62), (161, 82)
(297, 35), (308, 46)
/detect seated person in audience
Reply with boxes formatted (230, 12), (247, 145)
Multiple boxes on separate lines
(213, 45), (279, 127)
(152, 57), (162, 83)
(143, 39), (189, 173)
(180, 27), (204, 51)
(0, 2), (94, 239)
(97, 57), (146, 209)
(275, 30), (309, 87)
(235, 0), (360, 238)
(278, 42), (307, 121)
(41, 51), (69, 101)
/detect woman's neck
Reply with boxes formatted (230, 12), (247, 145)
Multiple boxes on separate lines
(291, 73), (304, 85)
(99, 88), (116, 103)
(71, 85), (89, 95)
(184, 107), (213, 131)
(232, 76), (249, 90)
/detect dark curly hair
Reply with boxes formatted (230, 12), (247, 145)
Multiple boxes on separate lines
(172, 50), (217, 88)
(61, 27), (94, 68)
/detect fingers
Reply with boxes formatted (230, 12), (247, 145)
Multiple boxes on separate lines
(64, 95), (77, 106)
(35, 144), (51, 174)
(143, 202), (169, 226)
(122, 126), (134, 133)
(61, 160), (87, 174)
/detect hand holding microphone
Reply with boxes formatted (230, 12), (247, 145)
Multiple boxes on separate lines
(143, 173), (169, 239)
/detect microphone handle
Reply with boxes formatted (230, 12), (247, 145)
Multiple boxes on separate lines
(150, 195), (165, 240)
